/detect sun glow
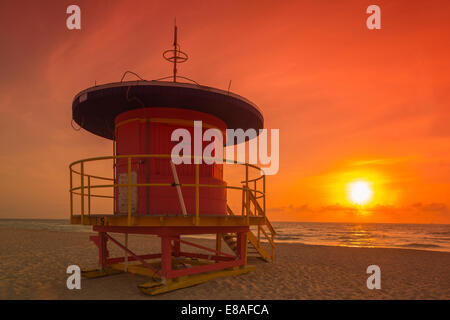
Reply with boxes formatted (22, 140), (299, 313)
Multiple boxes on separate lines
(316, 167), (394, 211)
(347, 181), (373, 205)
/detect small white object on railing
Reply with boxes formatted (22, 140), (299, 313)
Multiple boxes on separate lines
(170, 160), (188, 216)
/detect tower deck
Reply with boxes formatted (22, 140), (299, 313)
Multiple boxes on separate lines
(71, 213), (267, 228)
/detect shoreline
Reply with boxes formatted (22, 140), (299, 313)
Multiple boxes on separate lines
(1, 225), (449, 254)
(1, 227), (449, 299)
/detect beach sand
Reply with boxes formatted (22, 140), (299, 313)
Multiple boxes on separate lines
(0, 227), (449, 300)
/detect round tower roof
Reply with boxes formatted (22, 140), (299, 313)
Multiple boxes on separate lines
(72, 81), (264, 142)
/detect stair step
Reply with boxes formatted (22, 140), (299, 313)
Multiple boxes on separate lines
(221, 203), (275, 261)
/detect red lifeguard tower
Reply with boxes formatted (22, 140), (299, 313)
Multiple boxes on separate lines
(69, 25), (275, 295)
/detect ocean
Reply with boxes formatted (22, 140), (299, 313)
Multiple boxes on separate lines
(1, 219), (449, 252)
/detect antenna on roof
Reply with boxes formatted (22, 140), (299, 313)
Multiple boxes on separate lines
(163, 19), (189, 82)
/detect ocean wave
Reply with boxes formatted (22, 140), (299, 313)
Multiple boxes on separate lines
(276, 236), (301, 241)
(429, 231), (450, 236)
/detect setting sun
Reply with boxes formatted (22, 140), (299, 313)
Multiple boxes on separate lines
(347, 181), (373, 205)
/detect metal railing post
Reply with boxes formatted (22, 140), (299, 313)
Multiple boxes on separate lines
(245, 165), (249, 223)
(263, 174), (266, 216)
(70, 168), (73, 220)
(113, 146), (116, 215)
(80, 162), (85, 224)
(127, 157), (132, 226)
(253, 180), (257, 215)
(241, 188), (245, 216)
(87, 176), (91, 215)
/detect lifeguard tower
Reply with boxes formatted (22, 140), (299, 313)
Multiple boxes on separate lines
(69, 25), (275, 295)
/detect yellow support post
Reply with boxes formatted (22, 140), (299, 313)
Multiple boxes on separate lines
(87, 176), (91, 216)
(195, 164), (199, 225)
(241, 188), (245, 216)
(80, 162), (84, 224)
(127, 157), (132, 226)
(70, 168), (73, 220)
(245, 165), (250, 223)
(257, 225), (261, 245)
(113, 144), (116, 215)
(263, 174), (266, 216)
(253, 180), (256, 216)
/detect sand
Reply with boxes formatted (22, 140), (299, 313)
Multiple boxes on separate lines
(0, 227), (449, 300)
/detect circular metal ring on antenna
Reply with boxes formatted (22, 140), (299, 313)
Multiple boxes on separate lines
(163, 49), (189, 63)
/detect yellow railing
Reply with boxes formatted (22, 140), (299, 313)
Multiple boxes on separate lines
(69, 154), (266, 226)
(247, 188), (276, 260)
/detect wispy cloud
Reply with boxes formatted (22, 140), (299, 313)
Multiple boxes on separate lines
(348, 157), (417, 167)
(268, 203), (450, 224)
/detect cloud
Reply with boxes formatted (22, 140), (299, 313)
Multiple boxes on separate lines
(348, 157), (417, 167)
(268, 203), (450, 224)
(410, 202), (450, 214)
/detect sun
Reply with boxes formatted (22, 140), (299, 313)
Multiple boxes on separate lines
(347, 181), (373, 205)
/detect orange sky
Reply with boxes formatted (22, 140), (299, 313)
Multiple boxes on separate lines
(0, 0), (449, 223)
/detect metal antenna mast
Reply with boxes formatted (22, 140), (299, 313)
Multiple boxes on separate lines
(163, 20), (188, 82)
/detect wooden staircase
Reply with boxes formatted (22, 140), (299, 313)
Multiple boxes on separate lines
(223, 187), (276, 262)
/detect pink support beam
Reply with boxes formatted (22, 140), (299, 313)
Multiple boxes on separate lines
(169, 237), (236, 258)
(160, 236), (173, 279)
(100, 232), (107, 269)
(105, 234), (160, 274)
(94, 232), (108, 269)
(89, 232), (110, 269)
(106, 253), (161, 265)
(236, 231), (246, 262)
(89, 225), (251, 281)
